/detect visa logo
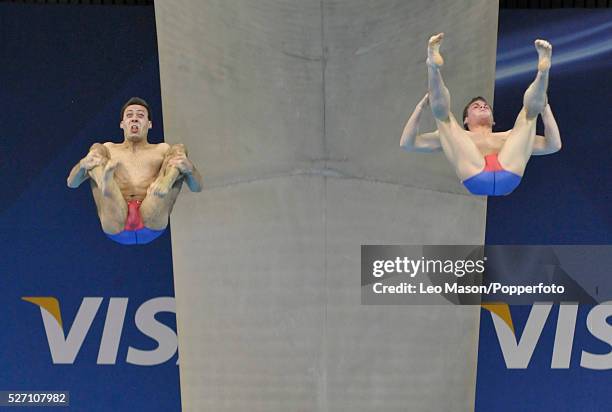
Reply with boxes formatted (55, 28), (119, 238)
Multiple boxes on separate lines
(484, 302), (612, 369)
(23, 296), (177, 366)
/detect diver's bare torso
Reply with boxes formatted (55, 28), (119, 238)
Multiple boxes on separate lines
(438, 127), (511, 156)
(434, 113), (534, 179)
(466, 131), (509, 156)
(101, 142), (170, 201)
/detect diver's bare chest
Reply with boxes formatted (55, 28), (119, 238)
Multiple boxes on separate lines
(468, 133), (508, 155)
(107, 148), (165, 182)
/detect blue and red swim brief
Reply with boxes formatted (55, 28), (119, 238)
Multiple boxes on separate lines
(462, 153), (522, 196)
(105, 200), (165, 245)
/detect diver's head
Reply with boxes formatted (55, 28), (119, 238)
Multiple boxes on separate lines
(120, 97), (152, 141)
(463, 96), (494, 131)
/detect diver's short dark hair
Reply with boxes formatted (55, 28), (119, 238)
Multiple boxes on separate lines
(462, 96), (490, 130)
(120, 97), (151, 121)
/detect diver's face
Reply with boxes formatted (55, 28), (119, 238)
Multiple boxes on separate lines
(120, 104), (151, 140)
(465, 100), (493, 129)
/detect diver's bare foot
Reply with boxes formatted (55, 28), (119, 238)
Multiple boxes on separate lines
(101, 159), (118, 197)
(427, 33), (445, 68)
(535, 39), (552, 72)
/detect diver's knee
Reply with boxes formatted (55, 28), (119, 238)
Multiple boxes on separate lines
(525, 105), (544, 119)
(90, 143), (110, 158)
(169, 143), (187, 156)
(430, 104), (450, 121)
(523, 95), (546, 118)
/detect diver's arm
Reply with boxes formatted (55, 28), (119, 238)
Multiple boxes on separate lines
(67, 161), (89, 188)
(400, 93), (442, 153)
(532, 104), (562, 155)
(183, 166), (203, 192)
(168, 152), (203, 192)
(67, 148), (104, 188)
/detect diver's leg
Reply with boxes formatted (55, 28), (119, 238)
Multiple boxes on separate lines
(148, 144), (185, 198)
(139, 179), (183, 231)
(427, 33), (451, 121)
(139, 144), (186, 230)
(499, 40), (551, 174)
(87, 143), (127, 234)
(427, 34), (484, 179)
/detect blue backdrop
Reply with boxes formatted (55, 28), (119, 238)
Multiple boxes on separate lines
(0, 4), (180, 411)
(476, 9), (612, 411)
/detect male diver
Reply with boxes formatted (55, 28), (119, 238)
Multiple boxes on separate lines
(400, 33), (561, 196)
(67, 97), (202, 244)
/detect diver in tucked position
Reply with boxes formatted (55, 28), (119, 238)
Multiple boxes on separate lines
(400, 33), (561, 196)
(67, 97), (202, 244)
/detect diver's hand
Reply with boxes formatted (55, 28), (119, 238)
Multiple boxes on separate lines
(418, 93), (430, 109)
(168, 153), (194, 175)
(80, 151), (105, 170)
